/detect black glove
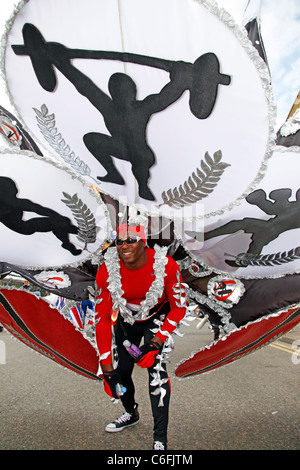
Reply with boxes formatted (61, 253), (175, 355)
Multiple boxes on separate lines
(103, 370), (125, 399)
(136, 340), (162, 368)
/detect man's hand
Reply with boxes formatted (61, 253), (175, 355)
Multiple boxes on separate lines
(136, 337), (163, 368)
(102, 370), (125, 399)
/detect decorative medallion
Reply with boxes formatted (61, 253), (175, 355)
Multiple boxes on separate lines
(207, 275), (245, 308)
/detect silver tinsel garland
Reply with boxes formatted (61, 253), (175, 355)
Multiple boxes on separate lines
(104, 245), (168, 324)
(149, 271), (190, 406)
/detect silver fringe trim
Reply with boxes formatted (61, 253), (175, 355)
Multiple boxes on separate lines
(187, 287), (236, 334)
(147, 272), (190, 406)
(150, 318), (175, 407)
(149, 303), (195, 407)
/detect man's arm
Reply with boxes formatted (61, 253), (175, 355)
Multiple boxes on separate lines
(155, 258), (187, 343)
(95, 266), (114, 368)
(136, 258), (186, 368)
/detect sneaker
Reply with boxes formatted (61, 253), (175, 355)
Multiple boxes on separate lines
(153, 441), (167, 450)
(105, 405), (139, 432)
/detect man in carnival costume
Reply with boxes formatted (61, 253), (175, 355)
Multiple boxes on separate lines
(95, 220), (187, 450)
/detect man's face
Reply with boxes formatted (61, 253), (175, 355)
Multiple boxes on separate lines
(116, 229), (146, 269)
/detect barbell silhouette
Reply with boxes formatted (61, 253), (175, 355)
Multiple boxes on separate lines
(13, 23), (231, 119)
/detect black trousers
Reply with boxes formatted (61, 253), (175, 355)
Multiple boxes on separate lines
(115, 311), (171, 443)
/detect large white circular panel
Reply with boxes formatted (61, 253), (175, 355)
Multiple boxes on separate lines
(3, 0), (275, 219)
(0, 149), (109, 268)
(176, 147), (300, 278)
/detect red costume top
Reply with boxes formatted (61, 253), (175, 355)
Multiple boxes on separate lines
(95, 248), (186, 364)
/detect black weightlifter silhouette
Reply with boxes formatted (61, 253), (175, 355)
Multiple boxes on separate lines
(13, 23), (231, 201)
(0, 177), (81, 255)
(186, 188), (300, 259)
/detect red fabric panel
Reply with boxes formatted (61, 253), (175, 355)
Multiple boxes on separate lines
(175, 305), (300, 378)
(0, 289), (99, 380)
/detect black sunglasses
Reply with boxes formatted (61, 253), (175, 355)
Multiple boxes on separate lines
(115, 236), (142, 246)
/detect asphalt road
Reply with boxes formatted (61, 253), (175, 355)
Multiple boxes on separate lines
(0, 321), (299, 452)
